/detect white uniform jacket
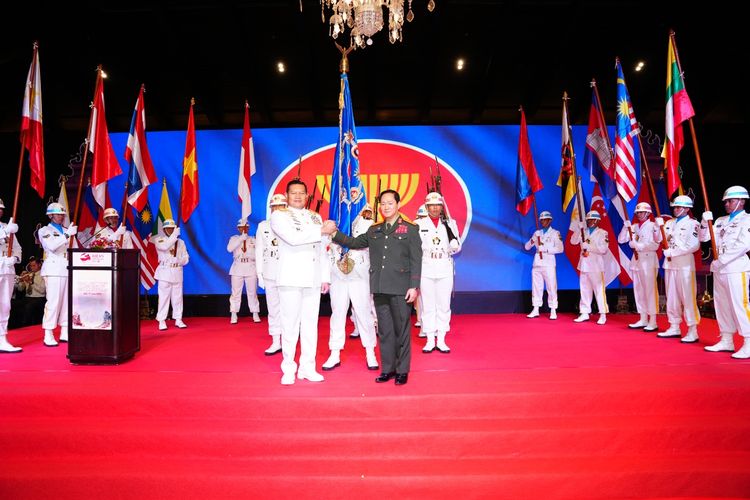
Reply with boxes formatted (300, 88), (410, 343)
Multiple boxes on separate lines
(617, 220), (661, 271)
(256, 220), (281, 282)
(39, 224), (71, 277)
(662, 216), (700, 270)
(270, 207), (330, 288)
(0, 222), (22, 275)
(699, 211), (750, 274)
(98, 226), (135, 249)
(227, 235), (257, 276)
(416, 217), (461, 279)
(153, 233), (189, 283)
(328, 216), (373, 282)
(524, 227), (564, 267)
(570, 227), (609, 272)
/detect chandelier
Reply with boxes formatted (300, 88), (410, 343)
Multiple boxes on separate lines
(321, 0), (436, 48)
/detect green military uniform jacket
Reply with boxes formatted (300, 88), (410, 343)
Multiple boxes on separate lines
(332, 215), (422, 295)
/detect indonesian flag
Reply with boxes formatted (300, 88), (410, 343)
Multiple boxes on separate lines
(180, 100), (199, 223)
(20, 43), (45, 198)
(88, 71), (123, 209)
(238, 101), (256, 220)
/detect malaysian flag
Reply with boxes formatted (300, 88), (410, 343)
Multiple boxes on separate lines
(614, 58), (640, 201)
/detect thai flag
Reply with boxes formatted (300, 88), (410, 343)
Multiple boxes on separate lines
(125, 85), (157, 212)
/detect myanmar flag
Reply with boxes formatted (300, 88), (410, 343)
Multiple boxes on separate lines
(180, 99), (199, 223)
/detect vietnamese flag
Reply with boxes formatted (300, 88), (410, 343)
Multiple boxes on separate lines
(180, 99), (199, 223)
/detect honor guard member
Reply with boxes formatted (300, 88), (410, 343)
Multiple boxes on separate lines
(256, 193), (287, 355)
(414, 204), (428, 331)
(524, 211), (564, 320)
(618, 202), (662, 331)
(227, 218), (260, 324)
(97, 208), (134, 249)
(570, 211), (609, 325)
(699, 186), (750, 358)
(153, 219), (189, 331)
(39, 202), (77, 346)
(655, 195), (701, 342)
(416, 192), (461, 353)
(325, 189), (422, 386)
(270, 180), (330, 385)
(323, 204), (379, 371)
(0, 198), (22, 352)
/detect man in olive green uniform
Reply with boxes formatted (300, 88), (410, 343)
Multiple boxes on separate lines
(323, 189), (422, 385)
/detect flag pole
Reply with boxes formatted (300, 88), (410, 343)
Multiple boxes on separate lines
(119, 181), (129, 247)
(669, 30), (717, 259)
(521, 105), (542, 260)
(636, 134), (671, 262)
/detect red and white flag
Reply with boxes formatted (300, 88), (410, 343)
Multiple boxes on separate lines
(88, 71), (122, 209)
(238, 101), (256, 220)
(20, 43), (45, 199)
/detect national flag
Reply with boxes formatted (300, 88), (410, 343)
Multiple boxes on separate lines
(329, 74), (366, 237)
(180, 99), (199, 223)
(125, 202), (158, 289)
(564, 178), (587, 272)
(77, 183), (106, 247)
(662, 34), (695, 197)
(238, 101), (256, 220)
(557, 95), (577, 211)
(155, 179), (174, 237)
(56, 179), (71, 228)
(583, 88), (616, 200)
(589, 184), (627, 287)
(614, 59), (640, 201)
(608, 193), (634, 286)
(88, 70), (123, 208)
(514, 108), (543, 215)
(20, 42), (45, 199)
(125, 85), (157, 212)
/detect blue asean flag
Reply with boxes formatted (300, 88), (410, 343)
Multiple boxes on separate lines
(329, 73), (366, 237)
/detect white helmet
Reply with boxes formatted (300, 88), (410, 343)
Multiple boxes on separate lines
(634, 202), (652, 214)
(46, 202), (66, 215)
(424, 191), (444, 206)
(416, 205), (428, 218)
(585, 210), (601, 221)
(671, 195), (693, 208)
(103, 207), (119, 219)
(236, 218), (249, 227)
(269, 194), (288, 207)
(162, 218), (177, 229)
(0, 198), (5, 209)
(539, 211), (553, 220)
(722, 185), (749, 201)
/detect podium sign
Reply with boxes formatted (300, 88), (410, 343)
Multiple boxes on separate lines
(68, 249), (141, 364)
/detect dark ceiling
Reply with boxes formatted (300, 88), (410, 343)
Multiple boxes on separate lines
(0, 0), (743, 137)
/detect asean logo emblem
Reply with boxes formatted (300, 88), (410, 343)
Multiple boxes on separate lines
(269, 139), (472, 241)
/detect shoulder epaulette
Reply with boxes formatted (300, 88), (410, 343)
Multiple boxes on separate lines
(371, 221), (384, 227)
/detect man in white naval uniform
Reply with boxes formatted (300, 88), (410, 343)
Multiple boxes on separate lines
(414, 204), (427, 332)
(322, 204), (379, 371)
(417, 191), (461, 353)
(570, 211), (609, 325)
(227, 218), (260, 324)
(153, 219), (189, 331)
(255, 193), (287, 355)
(270, 180), (330, 385)
(618, 202), (662, 332)
(700, 186), (750, 358)
(655, 195), (701, 342)
(524, 210), (564, 320)
(96, 207), (133, 249)
(39, 202), (77, 346)
(0, 198), (22, 353)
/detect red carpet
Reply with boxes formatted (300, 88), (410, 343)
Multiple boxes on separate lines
(1, 314), (749, 499)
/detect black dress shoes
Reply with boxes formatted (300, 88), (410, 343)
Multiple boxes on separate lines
(394, 373), (408, 385)
(375, 372), (396, 383)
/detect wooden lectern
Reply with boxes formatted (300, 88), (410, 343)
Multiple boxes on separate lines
(67, 249), (141, 364)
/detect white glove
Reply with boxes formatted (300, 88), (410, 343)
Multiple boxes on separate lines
(710, 259), (723, 273)
(66, 225), (78, 236)
(5, 218), (19, 234)
(3, 256), (15, 266)
(623, 220), (631, 228)
(581, 243), (590, 252)
(113, 225), (127, 238)
(577, 220), (587, 231)
(240, 233), (249, 241)
(663, 248), (673, 258)
(628, 241), (636, 249)
(655, 217), (665, 227)
(257, 276), (265, 289)
(172, 227), (181, 238)
(449, 239), (460, 251)
(702, 211), (714, 222)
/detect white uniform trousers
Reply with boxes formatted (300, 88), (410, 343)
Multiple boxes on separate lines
(420, 275), (454, 335)
(329, 278), (377, 350)
(0, 276), (13, 335)
(664, 268), (700, 327)
(42, 276), (68, 330)
(632, 267), (659, 316)
(229, 275), (260, 313)
(714, 271), (750, 337)
(579, 272), (608, 315)
(156, 280), (184, 322)
(265, 278), (282, 337)
(531, 267), (558, 309)
(278, 286), (321, 377)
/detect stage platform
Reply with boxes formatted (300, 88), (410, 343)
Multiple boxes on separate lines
(1, 314), (749, 499)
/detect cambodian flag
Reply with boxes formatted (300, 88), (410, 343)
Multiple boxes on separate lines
(583, 88), (617, 200)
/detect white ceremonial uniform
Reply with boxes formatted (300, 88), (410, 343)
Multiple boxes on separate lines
(617, 220), (661, 316)
(97, 226), (134, 249)
(327, 216), (376, 351)
(270, 207), (330, 379)
(570, 226), (610, 315)
(699, 211), (750, 338)
(663, 216), (701, 329)
(524, 227), (564, 309)
(39, 223), (71, 333)
(416, 217), (461, 338)
(256, 220), (282, 338)
(153, 233), (190, 322)
(227, 234), (260, 315)
(0, 223), (22, 340)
